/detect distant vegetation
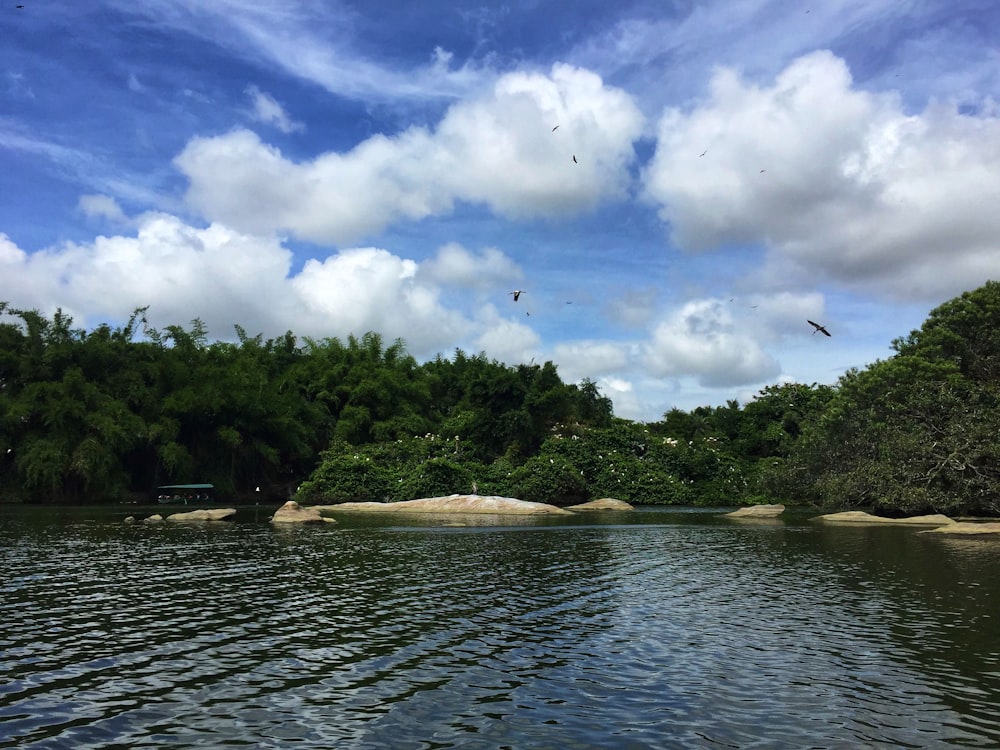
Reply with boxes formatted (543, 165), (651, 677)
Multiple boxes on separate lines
(3, 281), (1000, 516)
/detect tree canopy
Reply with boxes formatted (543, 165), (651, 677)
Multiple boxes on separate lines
(4, 281), (1000, 515)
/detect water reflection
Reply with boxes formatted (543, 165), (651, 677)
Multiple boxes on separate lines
(0, 505), (998, 748)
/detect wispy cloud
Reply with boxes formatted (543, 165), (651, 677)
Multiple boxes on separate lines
(245, 85), (304, 133)
(109, 0), (496, 102)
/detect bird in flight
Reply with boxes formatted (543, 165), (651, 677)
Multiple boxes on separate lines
(699, 150), (707, 157)
(509, 290), (524, 302)
(572, 155), (578, 163)
(552, 125), (559, 131)
(807, 320), (831, 337)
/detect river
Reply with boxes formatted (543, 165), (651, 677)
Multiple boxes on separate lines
(1, 504), (998, 749)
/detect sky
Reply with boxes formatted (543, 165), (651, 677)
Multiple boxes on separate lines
(2, 0), (999, 422)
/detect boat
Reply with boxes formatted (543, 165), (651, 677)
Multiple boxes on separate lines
(157, 483), (214, 505)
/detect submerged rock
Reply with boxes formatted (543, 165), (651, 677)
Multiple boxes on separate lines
(813, 511), (954, 525)
(921, 522), (1000, 535)
(724, 504), (785, 518)
(315, 494), (573, 515)
(271, 500), (336, 524)
(566, 498), (634, 511)
(166, 508), (237, 522)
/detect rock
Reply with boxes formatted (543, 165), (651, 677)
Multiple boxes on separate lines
(812, 511), (955, 525)
(123, 516), (136, 524)
(271, 500), (336, 524)
(724, 504), (785, 518)
(566, 498), (634, 511)
(314, 494), (573, 515)
(166, 508), (237, 522)
(921, 522), (1000, 535)
(143, 514), (164, 523)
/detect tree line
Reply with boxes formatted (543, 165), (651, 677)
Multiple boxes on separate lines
(3, 281), (1000, 515)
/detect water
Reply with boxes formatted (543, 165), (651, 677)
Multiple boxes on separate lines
(2, 505), (999, 749)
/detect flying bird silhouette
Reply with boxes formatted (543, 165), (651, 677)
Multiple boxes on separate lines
(552, 125), (559, 131)
(572, 155), (577, 163)
(807, 320), (831, 337)
(509, 290), (523, 302)
(699, 150), (707, 157)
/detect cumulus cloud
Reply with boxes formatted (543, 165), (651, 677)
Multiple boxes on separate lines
(552, 340), (630, 382)
(0, 215), (500, 358)
(473, 312), (541, 365)
(643, 50), (1000, 301)
(245, 84), (304, 133)
(642, 299), (780, 387)
(78, 194), (129, 224)
(175, 64), (644, 245)
(418, 242), (522, 289)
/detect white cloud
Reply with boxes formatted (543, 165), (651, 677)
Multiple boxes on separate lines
(642, 298), (780, 387)
(418, 242), (522, 289)
(110, 0), (493, 103)
(472, 312), (541, 365)
(78, 194), (128, 224)
(552, 340), (630, 382)
(0, 215), (490, 358)
(291, 246), (473, 353)
(245, 84), (304, 133)
(174, 64), (644, 244)
(642, 50), (1000, 301)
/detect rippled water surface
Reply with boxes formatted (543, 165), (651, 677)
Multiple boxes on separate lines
(2, 505), (999, 749)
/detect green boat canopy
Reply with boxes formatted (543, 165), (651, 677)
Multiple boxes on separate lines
(158, 484), (214, 490)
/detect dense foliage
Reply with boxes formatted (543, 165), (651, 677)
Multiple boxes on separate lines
(781, 282), (1000, 516)
(0, 304), (612, 503)
(4, 281), (1000, 514)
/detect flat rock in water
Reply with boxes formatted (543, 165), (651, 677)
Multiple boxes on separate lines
(566, 498), (634, 511)
(921, 522), (1000, 535)
(167, 508), (237, 522)
(143, 514), (164, 523)
(271, 500), (336, 524)
(813, 511), (954, 525)
(725, 504), (785, 518)
(315, 494), (573, 515)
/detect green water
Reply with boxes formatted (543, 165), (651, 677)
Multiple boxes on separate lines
(2, 504), (998, 748)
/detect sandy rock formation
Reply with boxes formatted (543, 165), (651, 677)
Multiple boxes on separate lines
(724, 504), (785, 518)
(921, 522), (1000, 535)
(813, 511), (954, 525)
(566, 498), (634, 511)
(315, 494), (573, 515)
(167, 508), (237, 522)
(271, 500), (336, 524)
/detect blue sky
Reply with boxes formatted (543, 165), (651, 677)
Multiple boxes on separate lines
(2, 0), (999, 421)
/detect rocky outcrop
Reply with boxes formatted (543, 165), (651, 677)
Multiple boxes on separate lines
(566, 498), (634, 511)
(724, 504), (785, 518)
(813, 511), (954, 525)
(314, 494), (573, 515)
(143, 514), (164, 523)
(167, 508), (237, 522)
(271, 500), (336, 524)
(921, 522), (1000, 535)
